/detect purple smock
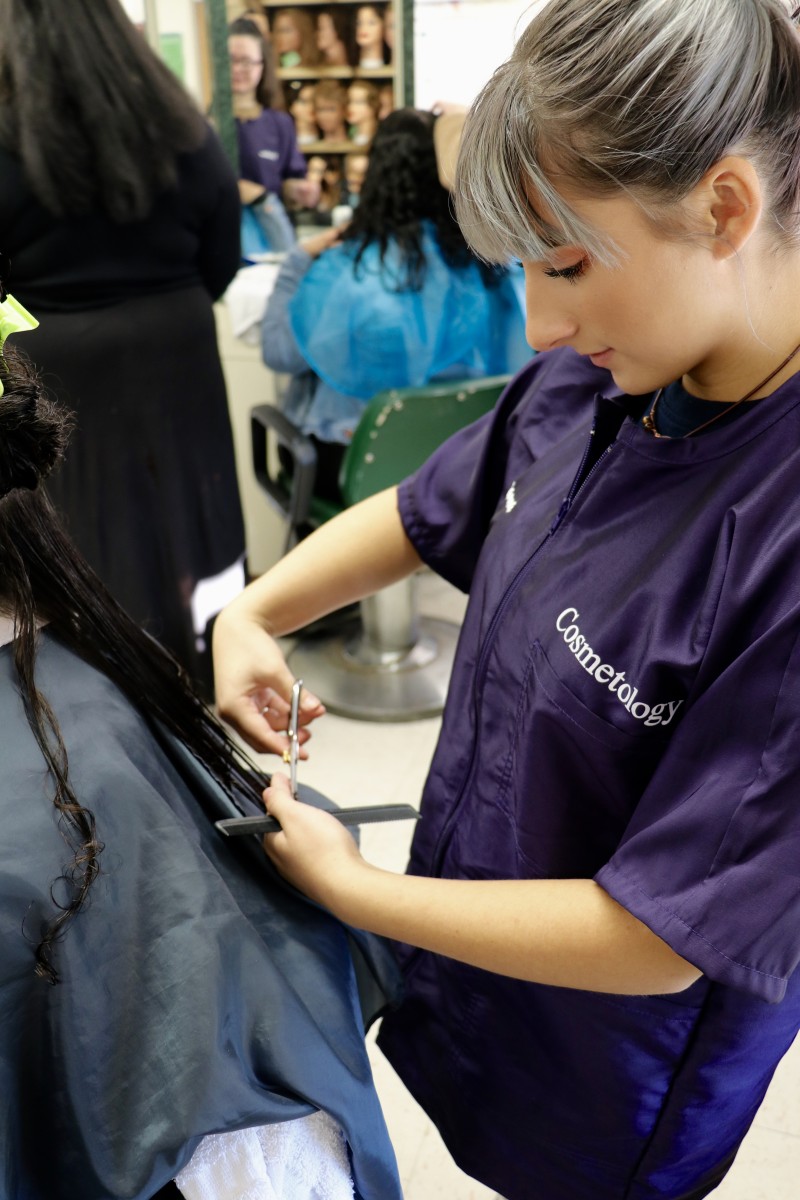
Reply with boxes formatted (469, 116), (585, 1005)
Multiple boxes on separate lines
(235, 109), (307, 195)
(377, 347), (800, 1200)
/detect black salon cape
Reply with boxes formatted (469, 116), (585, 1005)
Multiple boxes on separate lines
(0, 631), (403, 1200)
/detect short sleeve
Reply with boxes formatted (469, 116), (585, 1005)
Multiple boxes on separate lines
(597, 619), (800, 1003)
(397, 369), (527, 592)
(281, 114), (308, 180)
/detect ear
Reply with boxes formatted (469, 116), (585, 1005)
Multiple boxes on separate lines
(693, 155), (764, 260)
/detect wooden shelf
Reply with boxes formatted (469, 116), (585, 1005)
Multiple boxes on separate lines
(263, 0), (354, 6)
(277, 65), (394, 81)
(265, 0), (410, 141)
(300, 139), (363, 154)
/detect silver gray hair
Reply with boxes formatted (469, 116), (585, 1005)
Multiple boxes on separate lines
(455, 0), (800, 265)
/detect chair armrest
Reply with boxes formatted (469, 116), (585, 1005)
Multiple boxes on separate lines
(250, 405), (318, 551)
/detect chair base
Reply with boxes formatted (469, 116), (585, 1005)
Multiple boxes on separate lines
(287, 616), (460, 721)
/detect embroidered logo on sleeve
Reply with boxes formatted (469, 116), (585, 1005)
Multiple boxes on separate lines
(505, 481), (517, 513)
(556, 608), (683, 728)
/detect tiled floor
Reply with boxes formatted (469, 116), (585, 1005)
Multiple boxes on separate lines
(253, 572), (799, 1199)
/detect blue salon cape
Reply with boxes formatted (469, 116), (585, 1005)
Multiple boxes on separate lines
(262, 227), (531, 443)
(0, 631), (402, 1200)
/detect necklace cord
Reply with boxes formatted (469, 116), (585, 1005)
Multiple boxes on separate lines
(642, 339), (800, 438)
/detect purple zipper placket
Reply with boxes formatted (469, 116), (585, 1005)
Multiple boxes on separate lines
(427, 404), (618, 879)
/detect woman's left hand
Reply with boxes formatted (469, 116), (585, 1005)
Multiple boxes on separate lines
(262, 773), (369, 909)
(283, 177), (322, 210)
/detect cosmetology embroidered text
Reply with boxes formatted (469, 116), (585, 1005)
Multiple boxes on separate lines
(556, 608), (683, 728)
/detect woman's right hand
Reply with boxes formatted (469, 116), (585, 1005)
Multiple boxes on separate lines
(212, 602), (326, 756)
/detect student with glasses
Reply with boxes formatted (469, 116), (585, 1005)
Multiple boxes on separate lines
(229, 17), (320, 222)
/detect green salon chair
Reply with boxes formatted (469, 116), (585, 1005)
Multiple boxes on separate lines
(251, 375), (510, 719)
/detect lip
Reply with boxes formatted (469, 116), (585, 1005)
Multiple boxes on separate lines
(587, 349), (613, 368)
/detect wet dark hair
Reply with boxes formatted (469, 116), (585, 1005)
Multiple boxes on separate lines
(0, 345), (269, 984)
(342, 107), (501, 290)
(229, 16), (285, 110)
(0, 0), (208, 223)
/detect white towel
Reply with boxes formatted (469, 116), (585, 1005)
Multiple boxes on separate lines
(174, 1111), (355, 1200)
(224, 262), (283, 343)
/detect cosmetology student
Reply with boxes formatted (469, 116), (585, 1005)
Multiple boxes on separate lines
(213, 1), (800, 1197)
(0, 314), (401, 1195)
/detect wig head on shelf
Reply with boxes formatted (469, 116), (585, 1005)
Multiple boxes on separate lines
(271, 7), (320, 68)
(314, 78), (349, 140)
(316, 8), (353, 67)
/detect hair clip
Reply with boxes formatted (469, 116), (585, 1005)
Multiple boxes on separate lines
(0, 251), (38, 352)
(0, 294), (39, 351)
(0, 252), (40, 396)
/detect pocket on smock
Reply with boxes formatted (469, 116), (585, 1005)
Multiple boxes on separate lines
(500, 640), (672, 877)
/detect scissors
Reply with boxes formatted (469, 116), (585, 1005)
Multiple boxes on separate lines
(217, 674), (421, 837)
(282, 678), (303, 798)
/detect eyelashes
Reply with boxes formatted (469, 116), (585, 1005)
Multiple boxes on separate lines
(543, 259), (587, 284)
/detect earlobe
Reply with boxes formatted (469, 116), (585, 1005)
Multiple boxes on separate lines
(703, 156), (763, 259)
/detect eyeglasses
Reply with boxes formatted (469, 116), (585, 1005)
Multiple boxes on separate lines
(229, 55), (263, 68)
(0, 251), (9, 304)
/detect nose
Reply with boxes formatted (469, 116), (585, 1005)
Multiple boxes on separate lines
(523, 266), (580, 352)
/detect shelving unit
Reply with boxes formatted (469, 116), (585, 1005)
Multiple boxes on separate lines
(264, 0), (412, 151)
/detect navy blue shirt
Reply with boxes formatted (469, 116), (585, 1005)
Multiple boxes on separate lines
(378, 349), (800, 1200)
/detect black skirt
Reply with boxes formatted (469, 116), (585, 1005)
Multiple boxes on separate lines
(26, 286), (245, 688)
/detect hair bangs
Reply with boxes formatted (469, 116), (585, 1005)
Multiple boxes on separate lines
(453, 59), (619, 267)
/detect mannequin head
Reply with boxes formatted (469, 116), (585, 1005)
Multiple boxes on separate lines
(239, 2), (271, 43)
(378, 83), (394, 121)
(306, 154), (327, 186)
(316, 10), (351, 67)
(384, 3), (395, 52)
(271, 8), (318, 68)
(289, 82), (318, 143)
(228, 18), (283, 111)
(347, 80), (380, 144)
(344, 151), (370, 198)
(314, 79), (349, 141)
(314, 155), (342, 211)
(354, 4), (389, 67)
